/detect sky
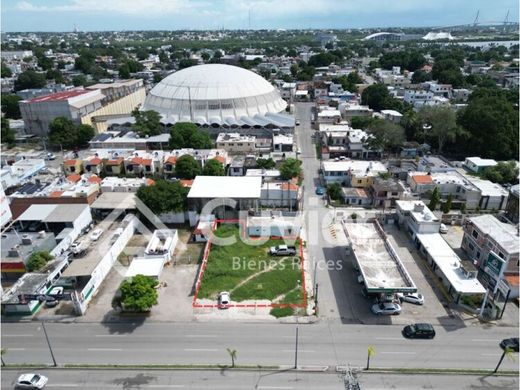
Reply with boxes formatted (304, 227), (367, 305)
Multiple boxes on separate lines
(1, 0), (519, 32)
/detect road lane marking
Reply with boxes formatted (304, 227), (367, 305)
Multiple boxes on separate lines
(47, 384), (80, 387)
(184, 348), (218, 352)
(281, 350), (315, 353)
(257, 387), (293, 389)
(6, 348), (26, 351)
(94, 334), (128, 337)
(87, 348), (123, 351)
(472, 339), (499, 342)
(2, 334), (34, 337)
(376, 337), (402, 341)
(185, 334), (217, 338)
(380, 352), (416, 355)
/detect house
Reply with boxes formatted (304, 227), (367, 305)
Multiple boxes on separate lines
(396, 200), (441, 238)
(272, 134), (294, 152)
(417, 156), (455, 173)
(260, 181), (300, 209)
(343, 105), (373, 123)
(124, 152), (163, 177)
(321, 160), (387, 188)
(63, 159), (83, 175)
(341, 187), (371, 206)
(83, 156), (103, 175)
(216, 133), (256, 154)
(461, 215), (519, 298)
(407, 173), (435, 193)
(465, 178), (508, 210)
(104, 157), (125, 175)
(100, 176), (154, 193)
(464, 157), (498, 174)
(370, 177), (405, 208)
(317, 109), (341, 125)
(504, 185), (519, 224)
(246, 214), (301, 237)
(380, 109), (403, 123)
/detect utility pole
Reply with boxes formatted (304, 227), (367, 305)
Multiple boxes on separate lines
(41, 322), (57, 367)
(294, 323), (299, 369)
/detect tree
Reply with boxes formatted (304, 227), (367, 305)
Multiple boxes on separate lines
(1, 118), (16, 145)
(432, 59), (463, 87)
(418, 106), (459, 154)
(179, 59), (197, 69)
(429, 187), (440, 211)
(460, 203), (466, 214)
(74, 50), (96, 74)
(1, 62), (12, 78)
(327, 182), (342, 201)
(14, 70), (46, 91)
(136, 179), (188, 214)
(118, 63), (130, 79)
(366, 119), (405, 152)
(72, 75), (87, 87)
(46, 69), (65, 84)
(1, 94), (22, 119)
(379, 51), (425, 71)
(361, 83), (401, 112)
(481, 161), (519, 185)
(279, 158), (302, 180)
(131, 109), (162, 137)
(202, 159), (225, 176)
(37, 55), (53, 71)
(76, 124), (95, 147)
(168, 122), (212, 149)
(26, 251), (53, 272)
(457, 88), (519, 160)
(226, 348), (237, 368)
(175, 155), (201, 179)
(411, 70), (432, 84)
(256, 158), (276, 170)
(442, 193), (453, 214)
(49, 117), (77, 148)
(119, 274), (158, 312)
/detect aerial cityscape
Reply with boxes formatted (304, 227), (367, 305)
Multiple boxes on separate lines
(0, 0), (519, 389)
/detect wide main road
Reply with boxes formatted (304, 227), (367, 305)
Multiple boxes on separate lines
(2, 321), (517, 371)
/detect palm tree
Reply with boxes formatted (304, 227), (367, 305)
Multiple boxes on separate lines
(226, 348), (237, 368)
(494, 346), (515, 373)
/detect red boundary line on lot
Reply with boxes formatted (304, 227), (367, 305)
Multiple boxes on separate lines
(192, 219), (307, 309)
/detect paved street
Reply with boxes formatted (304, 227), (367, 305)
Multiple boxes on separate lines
(2, 321), (518, 371)
(2, 369), (518, 389)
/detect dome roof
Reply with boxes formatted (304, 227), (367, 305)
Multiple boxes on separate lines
(143, 64), (287, 124)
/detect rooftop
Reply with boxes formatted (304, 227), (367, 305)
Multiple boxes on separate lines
(467, 178), (509, 197)
(322, 160), (387, 176)
(396, 200), (439, 224)
(469, 214), (519, 254)
(188, 176), (262, 199)
(465, 157), (498, 167)
(416, 233), (486, 295)
(25, 88), (93, 103)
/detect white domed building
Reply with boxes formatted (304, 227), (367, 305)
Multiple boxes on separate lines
(140, 64), (294, 135)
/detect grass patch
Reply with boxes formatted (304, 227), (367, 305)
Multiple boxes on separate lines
(197, 224), (302, 302)
(270, 306), (294, 318)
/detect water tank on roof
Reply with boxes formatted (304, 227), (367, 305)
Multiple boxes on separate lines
(413, 203), (425, 212)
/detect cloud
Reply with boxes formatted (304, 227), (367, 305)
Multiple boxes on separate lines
(14, 0), (199, 16)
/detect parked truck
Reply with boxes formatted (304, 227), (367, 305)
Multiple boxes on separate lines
(269, 245), (297, 256)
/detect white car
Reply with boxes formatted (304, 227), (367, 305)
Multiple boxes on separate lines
(90, 228), (104, 241)
(15, 373), (48, 389)
(439, 223), (448, 234)
(48, 286), (63, 296)
(45, 153), (56, 161)
(397, 292), (425, 305)
(371, 302), (402, 315)
(218, 291), (230, 309)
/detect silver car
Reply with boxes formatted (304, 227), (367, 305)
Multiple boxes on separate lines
(15, 373), (48, 389)
(371, 302), (402, 315)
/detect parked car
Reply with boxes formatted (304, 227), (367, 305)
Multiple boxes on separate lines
(315, 186), (326, 195)
(397, 292), (425, 305)
(295, 120), (301, 126)
(15, 373), (48, 389)
(48, 286), (63, 296)
(45, 153), (56, 161)
(357, 274), (364, 284)
(269, 245), (296, 256)
(439, 223), (448, 234)
(90, 228), (104, 241)
(45, 298), (59, 308)
(218, 291), (230, 309)
(402, 323), (436, 339)
(371, 302), (402, 315)
(500, 337), (519, 352)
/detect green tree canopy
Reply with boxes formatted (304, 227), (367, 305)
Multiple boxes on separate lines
(411, 70), (432, 84)
(279, 158), (302, 180)
(379, 50), (426, 72)
(366, 119), (405, 152)
(202, 159), (225, 176)
(256, 158), (276, 170)
(72, 75), (87, 87)
(1, 94), (22, 119)
(48, 117), (95, 149)
(432, 58), (463, 87)
(1, 118), (16, 146)
(168, 122), (212, 149)
(361, 83), (403, 112)
(418, 106), (460, 154)
(428, 187), (440, 211)
(26, 251), (53, 272)
(481, 161), (519, 185)
(327, 182), (342, 201)
(1, 62), (12, 78)
(136, 179), (189, 214)
(457, 88), (519, 159)
(175, 154), (201, 179)
(120, 274), (159, 312)
(442, 193), (453, 214)
(14, 70), (46, 91)
(131, 109), (162, 137)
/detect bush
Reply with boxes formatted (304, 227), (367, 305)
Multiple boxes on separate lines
(270, 306), (294, 318)
(26, 251), (53, 272)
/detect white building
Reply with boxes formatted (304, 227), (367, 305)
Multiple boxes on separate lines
(464, 157), (498, 174)
(321, 160), (387, 187)
(396, 200), (441, 237)
(380, 109), (403, 123)
(216, 133), (256, 154)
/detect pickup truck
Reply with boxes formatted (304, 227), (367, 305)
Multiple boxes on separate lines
(269, 245), (297, 256)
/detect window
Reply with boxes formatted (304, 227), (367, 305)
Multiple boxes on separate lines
(498, 252), (505, 259)
(70, 166), (75, 173)
(391, 192), (398, 196)
(357, 180), (362, 184)
(468, 242), (474, 251)
(145, 166), (151, 172)
(476, 251), (480, 259)
(472, 230), (479, 239)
